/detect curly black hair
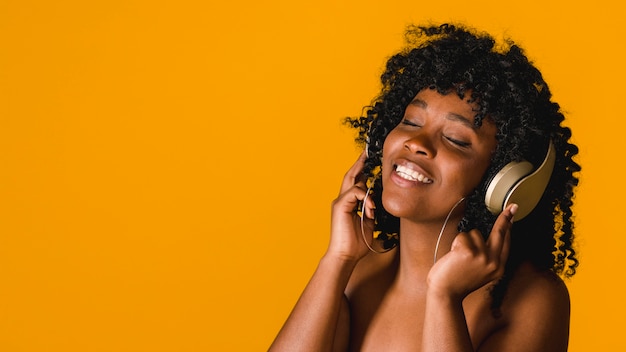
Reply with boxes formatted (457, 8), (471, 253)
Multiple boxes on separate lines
(345, 23), (580, 313)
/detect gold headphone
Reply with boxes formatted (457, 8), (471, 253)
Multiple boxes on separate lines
(484, 141), (556, 221)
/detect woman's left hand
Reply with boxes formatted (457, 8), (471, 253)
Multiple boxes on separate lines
(426, 204), (518, 300)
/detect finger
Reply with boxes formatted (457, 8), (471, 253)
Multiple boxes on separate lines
(499, 204), (516, 264)
(339, 151), (367, 195)
(333, 184), (369, 214)
(486, 203), (517, 258)
(450, 231), (478, 252)
(468, 229), (487, 251)
(362, 191), (376, 219)
(499, 225), (511, 268)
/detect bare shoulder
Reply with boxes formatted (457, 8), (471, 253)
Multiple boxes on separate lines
(504, 261), (571, 322)
(480, 262), (571, 351)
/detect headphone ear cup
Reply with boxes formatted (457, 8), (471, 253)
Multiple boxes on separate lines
(485, 161), (534, 216)
(484, 141), (556, 221)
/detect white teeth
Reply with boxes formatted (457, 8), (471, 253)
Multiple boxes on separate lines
(395, 165), (432, 184)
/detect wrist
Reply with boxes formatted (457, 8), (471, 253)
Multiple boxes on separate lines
(426, 284), (465, 305)
(321, 252), (360, 269)
(314, 254), (359, 288)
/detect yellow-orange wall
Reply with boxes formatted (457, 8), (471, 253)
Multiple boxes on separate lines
(0, 0), (623, 350)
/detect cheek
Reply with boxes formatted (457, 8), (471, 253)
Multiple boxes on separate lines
(381, 128), (403, 157)
(461, 158), (492, 192)
(444, 157), (491, 196)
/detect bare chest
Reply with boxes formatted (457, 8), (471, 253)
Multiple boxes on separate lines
(349, 289), (426, 352)
(348, 287), (497, 352)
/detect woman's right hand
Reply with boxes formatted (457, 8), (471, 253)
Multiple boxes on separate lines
(326, 151), (377, 263)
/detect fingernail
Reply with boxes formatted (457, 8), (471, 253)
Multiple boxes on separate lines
(509, 203), (518, 223)
(510, 203), (518, 215)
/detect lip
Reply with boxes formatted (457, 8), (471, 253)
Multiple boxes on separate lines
(388, 158), (434, 187)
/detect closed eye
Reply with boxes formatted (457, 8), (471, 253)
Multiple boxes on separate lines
(401, 119), (421, 127)
(445, 136), (471, 148)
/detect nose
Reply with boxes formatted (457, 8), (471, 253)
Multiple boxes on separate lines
(404, 132), (435, 157)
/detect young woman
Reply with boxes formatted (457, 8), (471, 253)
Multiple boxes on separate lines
(269, 23), (580, 352)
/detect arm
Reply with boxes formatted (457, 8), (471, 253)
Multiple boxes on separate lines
(422, 204), (516, 352)
(268, 256), (355, 352)
(269, 152), (376, 352)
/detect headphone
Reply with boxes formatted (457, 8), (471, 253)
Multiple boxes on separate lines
(366, 139), (556, 222)
(484, 140), (556, 221)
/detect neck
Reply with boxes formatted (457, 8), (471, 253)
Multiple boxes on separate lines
(394, 210), (464, 292)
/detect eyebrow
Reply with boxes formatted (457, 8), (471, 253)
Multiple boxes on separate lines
(409, 97), (427, 108)
(409, 97), (476, 129)
(446, 112), (475, 129)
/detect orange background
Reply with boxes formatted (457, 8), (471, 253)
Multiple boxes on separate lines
(0, 0), (623, 350)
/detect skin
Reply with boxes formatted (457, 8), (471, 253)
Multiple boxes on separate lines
(269, 89), (570, 352)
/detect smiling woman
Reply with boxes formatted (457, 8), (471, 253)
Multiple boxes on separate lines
(268, 23), (580, 352)
(380, 89), (498, 223)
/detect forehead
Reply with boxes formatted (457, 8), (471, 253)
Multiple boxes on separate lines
(409, 89), (478, 113)
(408, 89), (479, 124)
(407, 88), (498, 139)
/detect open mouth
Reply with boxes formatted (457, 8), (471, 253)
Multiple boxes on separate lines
(395, 164), (433, 184)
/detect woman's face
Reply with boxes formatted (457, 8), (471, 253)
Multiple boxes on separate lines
(381, 88), (497, 222)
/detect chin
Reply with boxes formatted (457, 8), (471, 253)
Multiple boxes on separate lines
(381, 191), (419, 219)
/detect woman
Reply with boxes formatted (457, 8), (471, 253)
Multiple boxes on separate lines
(269, 23), (580, 351)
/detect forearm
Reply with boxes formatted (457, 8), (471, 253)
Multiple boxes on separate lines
(422, 291), (474, 352)
(269, 255), (357, 352)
